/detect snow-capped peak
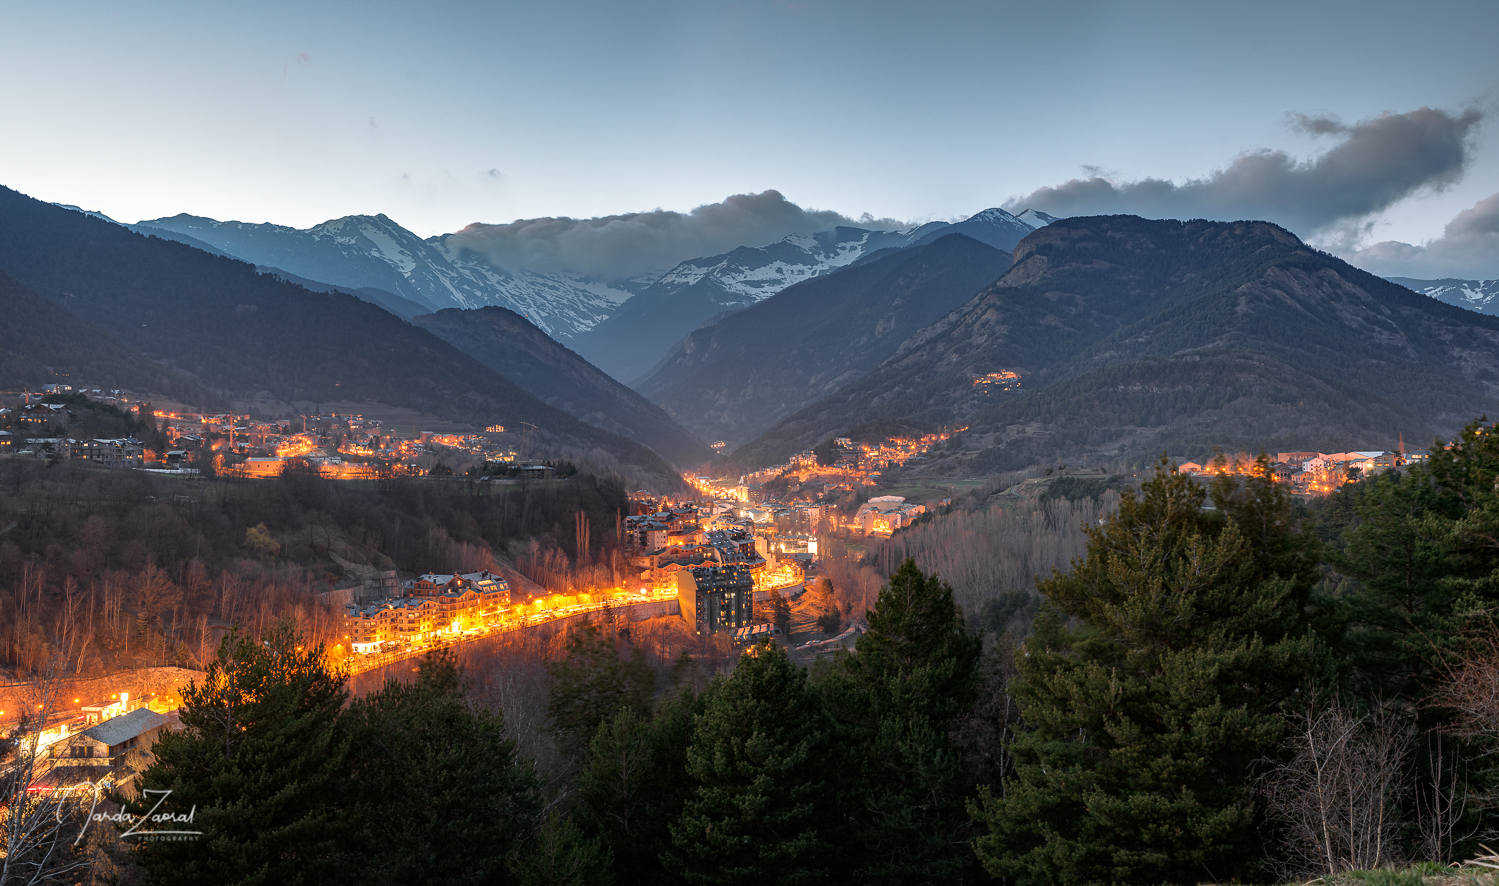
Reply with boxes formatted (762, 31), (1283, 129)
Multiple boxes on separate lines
(1015, 208), (1062, 228)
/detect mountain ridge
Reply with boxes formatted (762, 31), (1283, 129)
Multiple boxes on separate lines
(732, 216), (1499, 471)
(1387, 276), (1499, 317)
(134, 213), (641, 344)
(576, 208), (1040, 382)
(410, 306), (711, 467)
(636, 233), (1013, 445)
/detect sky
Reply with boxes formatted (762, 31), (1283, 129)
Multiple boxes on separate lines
(3, 0), (1498, 278)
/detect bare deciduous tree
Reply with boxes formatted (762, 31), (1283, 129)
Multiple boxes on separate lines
(1415, 731), (1478, 864)
(1261, 701), (1411, 879)
(0, 661), (95, 885)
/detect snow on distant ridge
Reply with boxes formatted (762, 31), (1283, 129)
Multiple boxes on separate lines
(1015, 208), (1061, 228)
(1389, 277), (1499, 317)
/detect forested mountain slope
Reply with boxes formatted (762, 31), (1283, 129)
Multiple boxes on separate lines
(0, 186), (680, 482)
(0, 270), (223, 406)
(735, 216), (1499, 470)
(412, 306), (711, 468)
(638, 234), (1011, 445)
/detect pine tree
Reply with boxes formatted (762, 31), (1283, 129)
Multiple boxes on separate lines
(972, 459), (1317, 885)
(547, 622), (654, 758)
(577, 689), (699, 886)
(512, 809), (614, 886)
(825, 558), (983, 883)
(1333, 420), (1499, 700)
(130, 623), (350, 886)
(342, 649), (539, 886)
(770, 591), (792, 640)
(668, 641), (838, 886)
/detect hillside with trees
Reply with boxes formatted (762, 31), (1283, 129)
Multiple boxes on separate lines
(0, 457), (630, 675)
(0, 270), (223, 407)
(412, 306), (711, 468)
(735, 216), (1499, 471)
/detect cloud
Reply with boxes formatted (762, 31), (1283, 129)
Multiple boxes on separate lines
(1002, 106), (1483, 241)
(441, 190), (907, 281)
(1346, 191), (1499, 279)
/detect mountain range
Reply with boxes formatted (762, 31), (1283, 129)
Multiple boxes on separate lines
(636, 233), (1013, 445)
(731, 216), (1499, 472)
(574, 209), (1041, 382)
(128, 205), (1051, 386)
(133, 213), (643, 344)
(1387, 277), (1499, 317)
(0, 186), (683, 483)
(31, 183), (1496, 482)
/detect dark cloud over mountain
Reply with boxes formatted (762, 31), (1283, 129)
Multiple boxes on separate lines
(1349, 190), (1499, 279)
(1003, 107), (1483, 241)
(442, 190), (906, 281)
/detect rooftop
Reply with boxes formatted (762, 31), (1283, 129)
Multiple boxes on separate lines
(81, 707), (169, 748)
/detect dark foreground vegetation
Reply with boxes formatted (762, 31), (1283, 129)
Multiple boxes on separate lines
(5, 417), (1499, 885)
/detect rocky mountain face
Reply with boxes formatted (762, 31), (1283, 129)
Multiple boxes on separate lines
(636, 234), (1012, 445)
(1388, 277), (1499, 316)
(575, 208), (1041, 382)
(411, 306), (711, 468)
(734, 216), (1499, 472)
(133, 213), (641, 344)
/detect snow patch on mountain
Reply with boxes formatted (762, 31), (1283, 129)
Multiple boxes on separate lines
(1389, 277), (1499, 316)
(641, 208), (1044, 316)
(1015, 208), (1062, 228)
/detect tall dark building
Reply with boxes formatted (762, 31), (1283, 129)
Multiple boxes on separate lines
(677, 565), (752, 635)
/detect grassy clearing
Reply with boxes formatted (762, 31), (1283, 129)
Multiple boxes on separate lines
(1260, 862), (1496, 886)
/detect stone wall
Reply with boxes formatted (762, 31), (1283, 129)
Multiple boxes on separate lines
(0, 666), (205, 723)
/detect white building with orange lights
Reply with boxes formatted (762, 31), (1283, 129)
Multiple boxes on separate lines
(346, 571), (511, 653)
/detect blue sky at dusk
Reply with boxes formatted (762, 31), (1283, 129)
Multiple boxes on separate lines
(3, 0), (1497, 276)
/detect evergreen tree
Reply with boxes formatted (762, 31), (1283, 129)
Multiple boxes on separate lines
(972, 459), (1317, 885)
(770, 590), (792, 640)
(342, 649), (539, 886)
(547, 622), (655, 758)
(1332, 420), (1499, 701)
(668, 641), (838, 886)
(825, 559), (983, 884)
(512, 809), (614, 886)
(577, 689), (699, 886)
(130, 623), (350, 886)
